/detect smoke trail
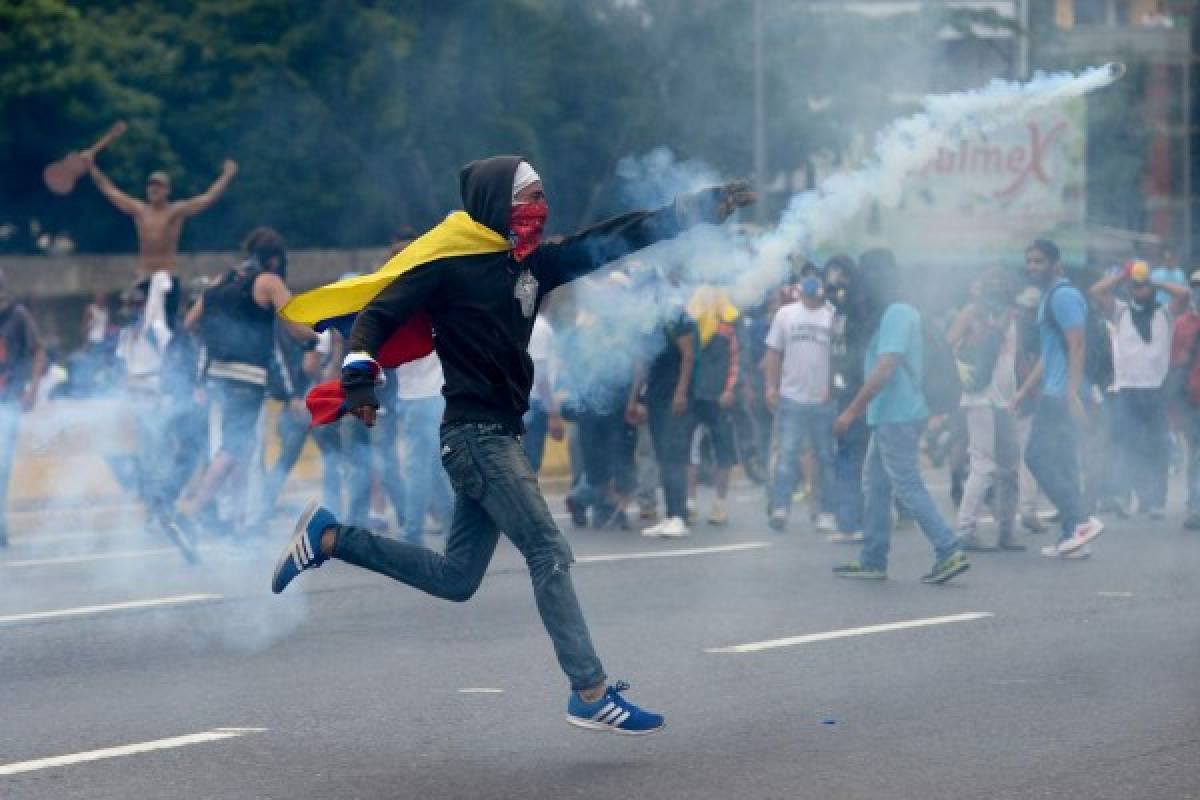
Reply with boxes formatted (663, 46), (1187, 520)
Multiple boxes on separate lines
(563, 65), (1124, 404)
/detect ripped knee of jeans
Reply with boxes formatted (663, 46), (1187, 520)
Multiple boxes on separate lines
(525, 540), (575, 587)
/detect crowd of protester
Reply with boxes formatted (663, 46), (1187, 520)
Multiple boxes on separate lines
(0, 225), (1196, 583)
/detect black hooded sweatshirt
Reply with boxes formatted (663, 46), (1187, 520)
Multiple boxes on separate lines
(344, 155), (713, 432)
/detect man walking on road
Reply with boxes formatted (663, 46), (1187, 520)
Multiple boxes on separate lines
(271, 155), (753, 735)
(1011, 239), (1105, 558)
(831, 251), (969, 584)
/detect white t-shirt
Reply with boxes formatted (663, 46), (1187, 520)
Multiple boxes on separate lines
(395, 351), (444, 399)
(527, 315), (556, 408)
(765, 301), (834, 404)
(1112, 299), (1172, 390)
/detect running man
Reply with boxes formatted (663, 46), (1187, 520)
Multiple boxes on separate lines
(271, 155), (752, 734)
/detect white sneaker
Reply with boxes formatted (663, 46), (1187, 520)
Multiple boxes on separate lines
(641, 519), (670, 537)
(1041, 542), (1093, 559)
(816, 513), (837, 532)
(1059, 517), (1104, 554)
(657, 516), (691, 538)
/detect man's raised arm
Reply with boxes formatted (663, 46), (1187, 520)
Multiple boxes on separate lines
(177, 159), (238, 217)
(85, 157), (143, 216)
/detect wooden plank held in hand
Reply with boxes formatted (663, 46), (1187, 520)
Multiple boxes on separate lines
(43, 121), (128, 195)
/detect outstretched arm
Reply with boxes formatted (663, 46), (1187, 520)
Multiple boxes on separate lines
(177, 159), (238, 217)
(534, 181), (755, 292)
(86, 158), (143, 216)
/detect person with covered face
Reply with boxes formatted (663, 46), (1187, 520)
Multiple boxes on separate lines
(180, 227), (315, 535)
(1089, 259), (1189, 519)
(270, 155), (753, 734)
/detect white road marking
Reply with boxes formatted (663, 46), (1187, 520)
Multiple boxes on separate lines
(706, 612), (995, 654)
(458, 688), (505, 694)
(0, 594), (222, 626)
(2, 547), (186, 568)
(1097, 591), (1134, 598)
(577, 541), (770, 564)
(0, 727), (266, 776)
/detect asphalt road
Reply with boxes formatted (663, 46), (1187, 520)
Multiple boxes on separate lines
(2, 478), (1198, 800)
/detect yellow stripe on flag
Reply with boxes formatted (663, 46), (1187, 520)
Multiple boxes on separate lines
(280, 211), (511, 326)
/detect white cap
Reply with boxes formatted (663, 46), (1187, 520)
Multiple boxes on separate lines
(512, 161), (541, 202)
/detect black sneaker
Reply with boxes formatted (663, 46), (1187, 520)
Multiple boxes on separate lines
(920, 551), (970, 585)
(565, 496), (587, 528)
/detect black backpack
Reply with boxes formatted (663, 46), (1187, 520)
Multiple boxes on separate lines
(919, 317), (963, 416)
(1045, 283), (1114, 390)
(899, 309), (962, 417)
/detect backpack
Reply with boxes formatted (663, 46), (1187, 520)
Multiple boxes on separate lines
(1045, 283), (1114, 390)
(920, 317), (963, 416)
(899, 310), (961, 416)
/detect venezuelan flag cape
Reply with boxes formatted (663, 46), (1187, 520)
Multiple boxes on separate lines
(280, 211), (511, 367)
(281, 211), (511, 425)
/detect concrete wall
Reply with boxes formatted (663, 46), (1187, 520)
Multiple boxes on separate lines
(0, 248), (393, 299)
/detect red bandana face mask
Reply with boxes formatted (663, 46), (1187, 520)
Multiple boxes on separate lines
(509, 200), (548, 262)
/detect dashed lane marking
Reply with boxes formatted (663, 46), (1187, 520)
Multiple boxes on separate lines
(0, 727), (267, 776)
(576, 541), (770, 564)
(458, 688), (505, 694)
(0, 594), (223, 626)
(2, 547), (194, 568)
(706, 612), (995, 654)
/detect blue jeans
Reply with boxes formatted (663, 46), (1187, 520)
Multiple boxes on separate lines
(522, 406), (549, 473)
(769, 399), (836, 514)
(371, 402), (407, 525)
(1113, 388), (1168, 511)
(1024, 395), (1084, 541)
(333, 421), (607, 691)
(858, 422), (960, 571)
(834, 414), (868, 533)
(401, 396), (453, 542)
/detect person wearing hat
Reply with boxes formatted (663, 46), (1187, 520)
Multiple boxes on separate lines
(1168, 269), (1200, 529)
(84, 155), (238, 278)
(1089, 259), (1189, 520)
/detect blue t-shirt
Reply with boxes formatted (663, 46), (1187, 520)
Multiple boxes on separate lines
(865, 303), (927, 425)
(1151, 266), (1187, 306)
(1037, 279), (1087, 398)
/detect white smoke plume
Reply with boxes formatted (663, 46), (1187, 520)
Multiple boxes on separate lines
(562, 65), (1125, 404)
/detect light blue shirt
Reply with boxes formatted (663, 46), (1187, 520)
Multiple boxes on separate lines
(1037, 279), (1087, 398)
(865, 303), (928, 426)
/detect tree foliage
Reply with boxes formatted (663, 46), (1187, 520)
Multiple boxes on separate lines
(1, 0), (1125, 254)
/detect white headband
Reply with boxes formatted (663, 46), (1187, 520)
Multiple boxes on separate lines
(512, 162), (541, 201)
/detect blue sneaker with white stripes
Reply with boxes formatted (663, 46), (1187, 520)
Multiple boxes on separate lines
(566, 681), (665, 735)
(271, 501), (337, 594)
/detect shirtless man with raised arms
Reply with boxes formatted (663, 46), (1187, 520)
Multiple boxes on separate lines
(85, 155), (238, 277)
